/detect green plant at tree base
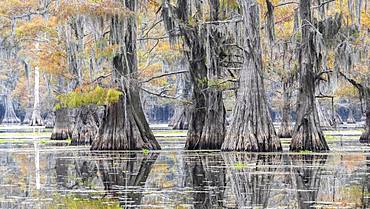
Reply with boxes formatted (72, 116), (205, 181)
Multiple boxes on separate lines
(55, 85), (123, 110)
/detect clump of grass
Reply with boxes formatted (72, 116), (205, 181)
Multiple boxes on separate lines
(299, 150), (313, 154)
(47, 194), (121, 209)
(143, 148), (150, 155)
(234, 161), (247, 170)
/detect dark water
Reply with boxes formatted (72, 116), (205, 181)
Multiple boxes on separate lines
(0, 139), (369, 209)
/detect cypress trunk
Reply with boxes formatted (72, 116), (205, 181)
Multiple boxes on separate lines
(71, 106), (102, 145)
(360, 88), (370, 143)
(279, 81), (293, 138)
(91, 0), (160, 150)
(290, 0), (329, 152)
(2, 95), (20, 124)
(222, 0), (281, 152)
(30, 67), (44, 126)
(51, 108), (71, 140)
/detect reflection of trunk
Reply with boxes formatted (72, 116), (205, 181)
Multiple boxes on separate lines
(51, 108), (71, 140)
(71, 106), (102, 145)
(55, 157), (69, 189)
(364, 155), (370, 207)
(97, 153), (158, 207)
(290, 0), (329, 151)
(222, 0), (281, 151)
(30, 67), (44, 126)
(2, 95), (20, 124)
(291, 155), (327, 209)
(279, 81), (293, 138)
(91, 0), (160, 150)
(223, 153), (279, 208)
(184, 153), (226, 209)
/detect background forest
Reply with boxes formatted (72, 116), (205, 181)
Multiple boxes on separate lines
(0, 0), (368, 151)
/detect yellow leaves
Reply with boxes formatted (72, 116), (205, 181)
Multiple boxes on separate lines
(35, 41), (69, 77)
(55, 0), (132, 20)
(0, 0), (38, 17)
(15, 16), (58, 38)
(56, 85), (123, 109)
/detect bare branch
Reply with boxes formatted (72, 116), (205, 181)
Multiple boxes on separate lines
(140, 70), (189, 83)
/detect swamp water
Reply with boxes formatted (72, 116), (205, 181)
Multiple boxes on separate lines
(0, 130), (369, 209)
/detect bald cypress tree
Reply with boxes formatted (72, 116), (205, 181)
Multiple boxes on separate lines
(91, 0), (160, 150)
(290, 0), (329, 151)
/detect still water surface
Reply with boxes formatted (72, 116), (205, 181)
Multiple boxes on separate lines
(0, 138), (369, 208)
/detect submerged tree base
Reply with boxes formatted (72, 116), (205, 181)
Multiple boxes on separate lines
(91, 96), (161, 150)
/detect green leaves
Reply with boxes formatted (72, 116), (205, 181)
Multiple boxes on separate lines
(55, 86), (123, 110)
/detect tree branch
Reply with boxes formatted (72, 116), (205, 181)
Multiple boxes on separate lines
(140, 70), (189, 83)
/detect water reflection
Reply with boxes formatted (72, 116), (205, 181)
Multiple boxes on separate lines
(223, 153), (280, 208)
(183, 152), (226, 208)
(96, 152), (158, 208)
(1, 147), (369, 208)
(290, 155), (327, 209)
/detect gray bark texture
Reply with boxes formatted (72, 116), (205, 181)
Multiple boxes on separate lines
(91, 0), (160, 150)
(222, 0), (281, 151)
(51, 108), (71, 140)
(290, 0), (329, 151)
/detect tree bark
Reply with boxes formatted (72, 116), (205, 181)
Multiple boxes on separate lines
(168, 0), (226, 150)
(30, 67), (44, 126)
(71, 106), (103, 145)
(359, 88), (370, 143)
(2, 95), (21, 124)
(279, 81), (293, 138)
(290, 0), (329, 152)
(91, 0), (160, 150)
(44, 111), (55, 128)
(169, 59), (191, 130)
(51, 108), (71, 140)
(222, 0), (281, 152)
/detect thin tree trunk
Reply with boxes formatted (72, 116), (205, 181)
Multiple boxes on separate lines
(51, 108), (71, 140)
(30, 67), (44, 126)
(360, 88), (370, 143)
(290, 0), (329, 152)
(91, 0), (160, 150)
(222, 0), (281, 151)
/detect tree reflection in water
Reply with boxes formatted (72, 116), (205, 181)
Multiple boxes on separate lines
(96, 152), (159, 208)
(290, 155), (327, 209)
(223, 153), (280, 208)
(183, 152), (226, 209)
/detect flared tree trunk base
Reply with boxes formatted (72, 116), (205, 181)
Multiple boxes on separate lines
(360, 131), (370, 143)
(290, 118), (329, 152)
(30, 112), (44, 126)
(91, 96), (161, 150)
(169, 106), (190, 130)
(50, 108), (71, 140)
(185, 91), (226, 150)
(71, 106), (102, 145)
